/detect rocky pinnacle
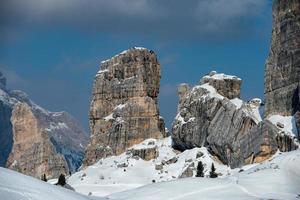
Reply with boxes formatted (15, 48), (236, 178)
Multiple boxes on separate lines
(83, 47), (166, 166)
(265, 0), (300, 117)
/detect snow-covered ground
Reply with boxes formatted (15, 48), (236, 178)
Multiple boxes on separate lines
(68, 137), (231, 197)
(2, 141), (300, 200)
(107, 150), (300, 200)
(0, 167), (104, 200)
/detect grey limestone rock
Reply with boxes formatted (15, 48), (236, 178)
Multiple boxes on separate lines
(172, 71), (297, 168)
(265, 0), (300, 117)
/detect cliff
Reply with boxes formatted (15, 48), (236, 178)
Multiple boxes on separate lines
(83, 47), (166, 166)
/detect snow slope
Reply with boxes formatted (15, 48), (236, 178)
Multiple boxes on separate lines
(0, 167), (104, 200)
(108, 150), (300, 200)
(68, 137), (231, 197)
(0, 144), (300, 200)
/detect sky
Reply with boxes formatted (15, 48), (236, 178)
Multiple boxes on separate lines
(0, 0), (273, 132)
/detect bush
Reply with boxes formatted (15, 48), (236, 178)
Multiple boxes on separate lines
(209, 163), (218, 178)
(196, 161), (204, 177)
(56, 174), (66, 186)
(41, 174), (47, 182)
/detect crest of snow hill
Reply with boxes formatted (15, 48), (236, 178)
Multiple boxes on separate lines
(0, 72), (88, 179)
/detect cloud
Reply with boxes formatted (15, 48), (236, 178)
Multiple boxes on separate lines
(0, 0), (270, 41)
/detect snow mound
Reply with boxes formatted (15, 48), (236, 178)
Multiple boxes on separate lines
(68, 137), (231, 197)
(0, 167), (103, 200)
(268, 115), (298, 138)
(108, 150), (300, 200)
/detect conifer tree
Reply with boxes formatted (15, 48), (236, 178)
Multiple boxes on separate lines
(56, 174), (66, 186)
(209, 163), (218, 178)
(41, 174), (47, 182)
(196, 161), (204, 177)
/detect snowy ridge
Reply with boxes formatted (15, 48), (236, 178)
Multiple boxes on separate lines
(0, 88), (17, 106)
(68, 137), (231, 197)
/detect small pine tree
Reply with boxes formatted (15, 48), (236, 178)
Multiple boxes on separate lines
(56, 174), (66, 186)
(209, 163), (218, 178)
(196, 161), (204, 177)
(41, 174), (47, 182)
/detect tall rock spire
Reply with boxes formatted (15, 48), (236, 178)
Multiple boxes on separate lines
(83, 47), (166, 166)
(265, 0), (300, 117)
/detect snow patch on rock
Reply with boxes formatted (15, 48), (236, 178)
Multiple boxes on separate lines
(268, 115), (298, 138)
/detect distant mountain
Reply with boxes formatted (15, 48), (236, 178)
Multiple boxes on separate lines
(0, 71), (88, 179)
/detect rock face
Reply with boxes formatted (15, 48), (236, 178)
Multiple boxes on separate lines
(7, 103), (69, 178)
(84, 47), (166, 166)
(200, 71), (242, 99)
(265, 0), (300, 117)
(127, 141), (159, 161)
(179, 162), (194, 178)
(0, 72), (88, 178)
(172, 71), (298, 168)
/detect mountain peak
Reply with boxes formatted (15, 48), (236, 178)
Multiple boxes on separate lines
(0, 71), (7, 89)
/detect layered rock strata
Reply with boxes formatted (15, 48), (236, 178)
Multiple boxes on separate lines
(172, 72), (298, 168)
(265, 0), (300, 117)
(84, 47), (166, 166)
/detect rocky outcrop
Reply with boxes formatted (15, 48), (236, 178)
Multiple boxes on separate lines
(179, 162), (194, 178)
(0, 72), (88, 178)
(83, 47), (166, 166)
(128, 146), (159, 161)
(7, 103), (69, 178)
(172, 71), (298, 168)
(265, 0), (300, 117)
(200, 71), (242, 99)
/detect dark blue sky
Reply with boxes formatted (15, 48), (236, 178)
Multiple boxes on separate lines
(0, 0), (273, 131)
